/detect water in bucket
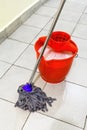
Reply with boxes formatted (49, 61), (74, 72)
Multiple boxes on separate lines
(39, 46), (73, 61)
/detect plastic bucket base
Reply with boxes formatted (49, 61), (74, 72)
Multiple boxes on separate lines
(41, 75), (65, 83)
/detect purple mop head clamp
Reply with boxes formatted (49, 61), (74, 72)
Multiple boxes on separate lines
(22, 83), (32, 92)
(15, 83), (56, 112)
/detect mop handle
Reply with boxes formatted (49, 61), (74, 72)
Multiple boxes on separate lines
(29, 0), (66, 84)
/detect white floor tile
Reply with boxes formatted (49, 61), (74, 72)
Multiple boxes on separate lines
(72, 36), (87, 58)
(35, 6), (57, 17)
(42, 81), (87, 128)
(79, 14), (87, 25)
(0, 39), (27, 63)
(73, 24), (87, 39)
(84, 7), (87, 13)
(0, 66), (32, 102)
(60, 10), (82, 23)
(10, 25), (41, 43)
(66, 57), (87, 87)
(55, 21), (76, 34)
(44, 19), (76, 34)
(0, 99), (29, 130)
(63, 1), (86, 13)
(31, 29), (48, 45)
(15, 45), (36, 70)
(68, 0), (87, 4)
(0, 61), (11, 78)
(0, 66), (45, 102)
(24, 14), (51, 29)
(23, 113), (82, 130)
(44, 0), (60, 8)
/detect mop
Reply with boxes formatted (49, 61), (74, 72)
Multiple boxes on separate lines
(15, 0), (66, 112)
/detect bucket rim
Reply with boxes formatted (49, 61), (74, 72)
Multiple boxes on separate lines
(35, 38), (78, 62)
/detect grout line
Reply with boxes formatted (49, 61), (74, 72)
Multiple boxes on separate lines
(0, 45), (30, 79)
(43, 82), (47, 90)
(9, 25), (42, 44)
(21, 113), (31, 130)
(29, 29), (47, 44)
(34, 11), (54, 18)
(8, 37), (30, 45)
(12, 45), (33, 64)
(71, 6), (87, 36)
(77, 56), (87, 61)
(71, 35), (87, 40)
(65, 80), (87, 89)
(23, 25), (42, 34)
(0, 97), (15, 104)
(41, 82), (47, 90)
(14, 64), (39, 73)
(35, 13), (54, 19)
(23, 22), (43, 30)
(0, 63), (35, 79)
(0, 63), (14, 79)
(74, 54), (87, 61)
(23, 23), (42, 30)
(0, 41), (39, 79)
(43, 4), (58, 9)
(23, 13), (53, 31)
(83, 5), (87, 13)
(0, 59), (12, 65)
(0, 94), (84, 130)
(37, 112), (83, 129)
(76, 23), (87, 26)
(0, 93), (84, 130)
(71, 35), (87, 41)
(22, 16), (53, 44)
(40, 16), (54, 30)
(71, 16), (83, 36)
(9, 32), (40, 45)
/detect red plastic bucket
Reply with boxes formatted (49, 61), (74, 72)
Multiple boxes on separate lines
(34, 31), (78, 83)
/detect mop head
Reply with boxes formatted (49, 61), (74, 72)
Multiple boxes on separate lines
(15, 83), (56, 112)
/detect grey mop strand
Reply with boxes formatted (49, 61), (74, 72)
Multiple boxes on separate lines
(15, 0), (66, 112)
(15, 84), (56, 112)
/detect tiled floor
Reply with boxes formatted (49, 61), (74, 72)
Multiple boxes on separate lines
(0, 0), (87, 130)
